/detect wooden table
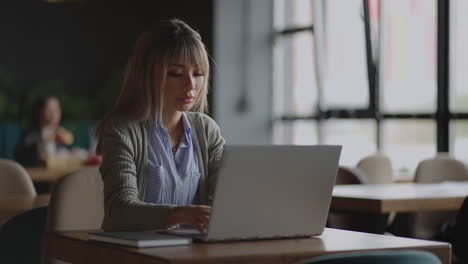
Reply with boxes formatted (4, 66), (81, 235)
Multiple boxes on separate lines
(331, 182), (468, 213)
(0, 194), (50, 224)
(26, 166), (85, 183)
(44, 228), (451, 264)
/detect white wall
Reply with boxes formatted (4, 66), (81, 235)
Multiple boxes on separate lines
(213, 0), (274, 144)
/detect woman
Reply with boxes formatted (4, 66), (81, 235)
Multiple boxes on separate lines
(15, 96), (74, 167)
(96, 19), (225, 232)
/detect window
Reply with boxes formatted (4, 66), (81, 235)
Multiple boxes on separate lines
(323, 0), (369, 109)
(450, 0), (468, 164)
(274, 120), (318, 145)
(273, 0), (463, 177)
(273, 0), (373, 167)
(450, 0), (468, 113)
(380, 0), (437, 113)
(322, 120), (376, 166)
(379, 0), (438, 172)
(451, 121), (468, 164)
(273, 32), (317, 117)
(382, 120), (436, 173)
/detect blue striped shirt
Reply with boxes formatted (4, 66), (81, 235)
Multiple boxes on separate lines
(144, 113), (201, 205)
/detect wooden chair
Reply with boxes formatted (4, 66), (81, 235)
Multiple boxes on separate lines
(0, 159), (36, 196)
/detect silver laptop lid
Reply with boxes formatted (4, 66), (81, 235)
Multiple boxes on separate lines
(205, 145), (342, 241)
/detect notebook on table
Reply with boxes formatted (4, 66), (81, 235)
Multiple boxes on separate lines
(168, 144), (342, 242)
(88, 231), (192, 248)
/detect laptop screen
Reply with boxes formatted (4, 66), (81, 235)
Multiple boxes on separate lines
(203, 145), (341, 241)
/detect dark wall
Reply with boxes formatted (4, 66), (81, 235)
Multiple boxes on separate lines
(0, 0), (214, 119)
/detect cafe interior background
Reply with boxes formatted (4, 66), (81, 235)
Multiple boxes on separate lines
(0, 0), (468, 243)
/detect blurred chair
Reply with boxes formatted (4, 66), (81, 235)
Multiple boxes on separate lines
(296, 250), (441, 264)
(0, 158), (36, 196)
(0, 205), (48, 264)
(357, 153), (394, 184)
(401, 156), (468, 239)
(43, 167), (103, 264)
(414, 155), (468, 183)
(335, 166), (368, 185)
(45, 166), (103, 232)
(327, 166), (387, 234)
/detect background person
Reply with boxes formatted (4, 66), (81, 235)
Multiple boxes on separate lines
(14, 96), (73, 167)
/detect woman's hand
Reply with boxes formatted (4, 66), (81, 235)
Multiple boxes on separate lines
(167, 205), (211, 233)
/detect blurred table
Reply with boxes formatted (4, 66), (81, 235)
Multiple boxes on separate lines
(331, 182), (468, 213)
(44, 228), (451, 264)
(0, 194), (50, 225)
(26, 166), (84, 183)
(26, 163), (99, 193)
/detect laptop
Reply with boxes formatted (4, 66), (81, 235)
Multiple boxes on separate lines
(168, 145), (341, 242)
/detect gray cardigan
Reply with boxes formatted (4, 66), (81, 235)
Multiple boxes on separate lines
(99, 112), (225, 231)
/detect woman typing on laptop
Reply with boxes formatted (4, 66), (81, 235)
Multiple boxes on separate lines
(95, 19), (225, 233)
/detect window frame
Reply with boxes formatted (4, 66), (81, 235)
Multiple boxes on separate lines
(273, 0), (465, 155)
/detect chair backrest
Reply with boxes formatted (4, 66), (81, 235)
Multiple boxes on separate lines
(415, 156), (468, 183)
(46, 166), (103, 232)
(0, 205), (48, 264)
(356, 153), (394, 184)
(335, 166), (368, 185)
(0, 159), (36, 195)
(296, 250), (441, 264)
(408, 156), (468, 238)
(327, 166), (388, 233)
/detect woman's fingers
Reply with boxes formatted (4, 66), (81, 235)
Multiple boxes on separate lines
(168, 205), (211, 228)
(195, 223), (206, 234)
(190, 207), (210, 227)
(197, 214), (210, 223)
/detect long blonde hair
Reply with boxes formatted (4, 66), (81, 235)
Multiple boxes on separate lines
(96, 19), (210, 143)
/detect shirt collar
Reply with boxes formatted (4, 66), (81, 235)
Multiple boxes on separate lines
(152, 113), (192, 147)
(179, 113), (192, 148)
